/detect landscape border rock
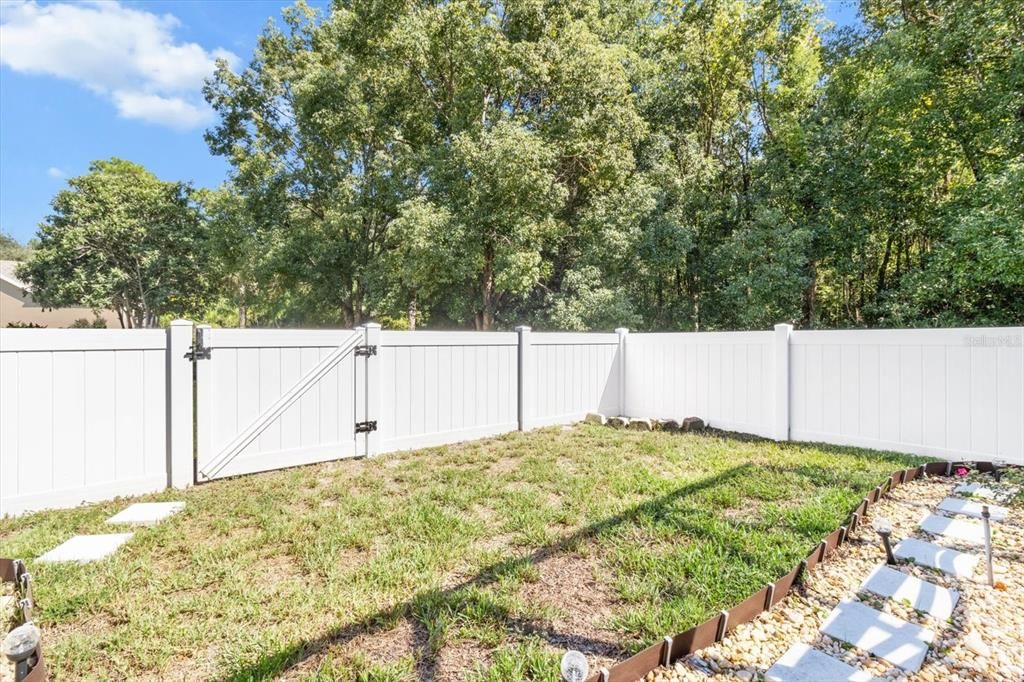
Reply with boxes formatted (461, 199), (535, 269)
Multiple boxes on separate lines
(583, 460), (1020, 682)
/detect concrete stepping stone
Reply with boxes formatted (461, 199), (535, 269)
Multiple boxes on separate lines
(893, 537), (978, 578)
(937, 497), (1007, 522)
(820, 599), (934, 672)
(765, 642), (879, 681)
(919, 513), (984, 546)
(859, 564), (960, 621)
(953, 483), (997, 499)
(37, 533), (133, 563)
(106, 502), (184, 525)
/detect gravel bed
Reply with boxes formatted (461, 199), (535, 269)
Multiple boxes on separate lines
(640, 472), (1024, 682)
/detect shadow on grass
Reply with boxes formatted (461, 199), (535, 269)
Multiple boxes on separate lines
(222, 464), (755, 680)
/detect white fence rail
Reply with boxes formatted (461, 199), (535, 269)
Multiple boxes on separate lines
(1, 323), (1021, 515)
(0, 329), (172, 516)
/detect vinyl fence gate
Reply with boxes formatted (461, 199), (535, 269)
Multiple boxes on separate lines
(193, 326), (377, 482)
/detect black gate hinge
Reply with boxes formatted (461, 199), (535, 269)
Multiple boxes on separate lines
(355, 420), (377, 433)
(354, 345), (377, 357)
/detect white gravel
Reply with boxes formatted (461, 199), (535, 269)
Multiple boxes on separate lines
(639, 470), (1024, 682)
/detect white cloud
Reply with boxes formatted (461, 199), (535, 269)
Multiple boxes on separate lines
(0, 0), (238, 130)
(47, 167), (65, 178)
(112, 91), (211, 131)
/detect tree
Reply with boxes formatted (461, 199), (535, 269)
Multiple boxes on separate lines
(0, 232), (33, 260)
(18, 158), (211, 328)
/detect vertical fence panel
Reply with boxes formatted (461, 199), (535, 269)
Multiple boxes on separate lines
(790, 328), (1023, 463)
(0, 329), (169, 516)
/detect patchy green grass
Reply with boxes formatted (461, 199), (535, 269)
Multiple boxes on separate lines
(0, 425), (925, 680)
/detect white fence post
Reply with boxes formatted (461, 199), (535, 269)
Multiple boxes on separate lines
(773, 323), (792, 441)
(363, 323), (382, 457)
(616, 327), (630, 417)
(167, 320), (194, 489)
(516, 325), (532, 431)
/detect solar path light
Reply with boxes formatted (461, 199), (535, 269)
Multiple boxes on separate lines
(2, 622), (40, 682)
(561, 650), (590, 682)
(992, 459), (1007, 483)
(872, 516), (897, 565)
(982, 505), (994, 587)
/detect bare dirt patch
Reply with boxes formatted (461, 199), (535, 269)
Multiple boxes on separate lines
(433, 640), (491, 681)
(517, 552), (625, 664)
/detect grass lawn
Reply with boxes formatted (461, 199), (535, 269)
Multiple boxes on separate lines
(0, 425), (926, 680)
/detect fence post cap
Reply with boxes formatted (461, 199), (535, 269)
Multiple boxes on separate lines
(515, 325), (531, 332)
(774, 322), (793, 331)
(169, 319), (192, 327)
(615, 327), (630, 335)
(362, 321), (382, 329)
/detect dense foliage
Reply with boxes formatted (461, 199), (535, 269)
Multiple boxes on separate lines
(18, 159), (211, 328)
(21, 0), (1024, 330)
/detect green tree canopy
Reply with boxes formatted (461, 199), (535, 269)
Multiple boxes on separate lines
(19, 158), (211, 328)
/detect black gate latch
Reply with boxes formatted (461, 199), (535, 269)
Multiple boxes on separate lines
(354, 345), (377, 357)
(185, 342), (211, 361)
(355, 420), (377, 433)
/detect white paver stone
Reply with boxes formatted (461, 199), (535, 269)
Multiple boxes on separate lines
(106, 502), (185, 525)
(820, 599), (934, 672)
(953, 483), (997, 499)
(37, 534), (133, 563)
(919, 513), (985, 546)
(937, 497), (1007, 521)
(860, 564), (960, 621)
(765, 643), (879, 682)
(893, 537), (978, 578)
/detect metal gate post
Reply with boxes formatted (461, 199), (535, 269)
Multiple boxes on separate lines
(167, 320), (194, 489)
(362, 323), (382, 457)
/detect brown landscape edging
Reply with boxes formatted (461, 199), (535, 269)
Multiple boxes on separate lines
(1, 557), (46, 681)
(584, 460), (1016, 682)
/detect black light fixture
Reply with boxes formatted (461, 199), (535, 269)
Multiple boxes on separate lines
(872, 516), (896, 565)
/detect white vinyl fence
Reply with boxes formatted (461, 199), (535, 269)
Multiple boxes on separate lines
(789, 328), (1024, 462)
(0, 329), (179, 515)
(1, 322), (1021, 515)
(624, 330), (780, 439)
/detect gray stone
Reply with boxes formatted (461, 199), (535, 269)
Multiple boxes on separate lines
(583, 412), (606, 425)
(627, 418), (653, 431)
(38, 533), (133, 563)
(919, 513), (985, 546)
(859, 564), (960, 621)
(661, 419), (681, 432)
(106, 502), (185, 526)
(765, 643), (879, 682)
(681, 416), (705, 432)
(893, 537), (978, 578)
(819, 599), (934, 672)
(937, 497), (1008, 521)
(607, 416), (629, 429)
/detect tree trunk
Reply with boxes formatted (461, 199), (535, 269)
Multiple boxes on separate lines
(477, 242), (495, 330)
(238, 305), (248, 328)
(803, 262), (817, 329)
(408, 298), (417, 331)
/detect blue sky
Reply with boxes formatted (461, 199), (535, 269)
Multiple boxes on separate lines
(0, 0), (861, 245)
